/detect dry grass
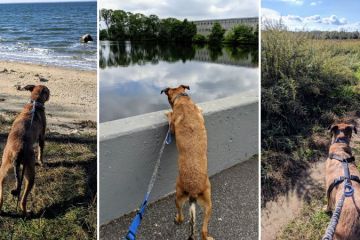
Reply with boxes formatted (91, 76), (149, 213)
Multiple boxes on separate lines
(0, 112), (97, 240)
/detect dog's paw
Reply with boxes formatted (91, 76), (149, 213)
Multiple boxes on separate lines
(322, 205), (332, 215)
(165, 111), (172, 118)
(174, 214), (184, 224)
(206, 237), (214, 240)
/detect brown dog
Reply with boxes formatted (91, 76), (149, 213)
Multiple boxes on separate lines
(161, 85), (214, 240)
(0, 85), (50, 216)
(325, 123), (360, 239)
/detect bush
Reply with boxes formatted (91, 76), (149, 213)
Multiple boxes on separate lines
(192, 34), (207, 43)
(225, 24), (257, 45)
(99, 29), (108, 40)
(208, 22), (225, 44)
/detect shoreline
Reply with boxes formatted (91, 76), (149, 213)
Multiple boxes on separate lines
(0, 60), (97, 135)
(0, 58), (97, 72)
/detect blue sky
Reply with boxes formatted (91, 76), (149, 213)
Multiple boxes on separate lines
(262, 0), (360, 31)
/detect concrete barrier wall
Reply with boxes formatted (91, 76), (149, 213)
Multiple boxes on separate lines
(100, 90), (258, 225)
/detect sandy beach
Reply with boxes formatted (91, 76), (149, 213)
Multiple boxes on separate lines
(0, 60), (97, 134)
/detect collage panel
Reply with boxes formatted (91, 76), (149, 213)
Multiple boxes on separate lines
(0, 0), (97, 239)
(0, 0), (358, 239)
(99, 0), (260, 239)
(261, 1), (360, 239)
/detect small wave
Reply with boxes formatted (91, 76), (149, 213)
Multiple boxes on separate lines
(36, 27), (71, 32)
(15, 36), (32, 41)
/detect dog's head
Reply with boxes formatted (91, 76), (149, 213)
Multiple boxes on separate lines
(160, 85), (190, 108)
(24, 85), (50, 103)
(328, 123), (357, 144)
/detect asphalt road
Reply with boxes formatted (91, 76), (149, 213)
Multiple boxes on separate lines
(100, 158), (259, 240)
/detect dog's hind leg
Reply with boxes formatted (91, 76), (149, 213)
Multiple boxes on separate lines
(0, 155), (12, 213)
(10, 159), (21, 197)
(198, 180), (214, 240)
(20, 152), (35, 216)
(175, 178), (187, 224)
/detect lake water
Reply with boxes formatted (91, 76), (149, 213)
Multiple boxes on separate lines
(100, 41), (259, 123)
(0, 1), (97, 70)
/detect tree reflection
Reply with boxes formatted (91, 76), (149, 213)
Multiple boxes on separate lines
(99, 41), (258, 68)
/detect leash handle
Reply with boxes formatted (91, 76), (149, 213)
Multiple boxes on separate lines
(124, 195), (149, 240)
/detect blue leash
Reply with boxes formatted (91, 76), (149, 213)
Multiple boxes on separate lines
(124, 124), (172, 240)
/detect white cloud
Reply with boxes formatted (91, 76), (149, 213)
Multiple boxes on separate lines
(322, 15), (347, 25)
(100, 0), (259, 20)
(261, 8), (357, 31)
(281, 0), (304, 5)
(304, 15), (322, 23)
(310, 1), (322, 6)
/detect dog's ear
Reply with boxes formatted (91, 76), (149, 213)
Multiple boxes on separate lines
(180, 85), (190, 91)
(160, 88), (170, 95)
(328, 124), (338, 134)
(42, 87), (50, 102)
(24, 85), (35, 92)
(351, 125), (357, 134)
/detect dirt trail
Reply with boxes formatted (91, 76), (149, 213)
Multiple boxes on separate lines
(261, 160), (326, 240)
(261, 116), (360, 240)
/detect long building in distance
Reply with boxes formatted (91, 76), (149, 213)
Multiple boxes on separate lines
(193, 17), (258, 36)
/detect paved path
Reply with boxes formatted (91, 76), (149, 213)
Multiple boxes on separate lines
(100, 159), (259, 240)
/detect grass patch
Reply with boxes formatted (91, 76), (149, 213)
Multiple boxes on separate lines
(0, 113), (97, 240)
(277, 199), (330, 240)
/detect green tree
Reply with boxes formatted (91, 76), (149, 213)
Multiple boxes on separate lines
(225, 24), (257, 45)
(208, 22), (225, 44)
(99, 29), (108, 40)
(109, 10), (128, 40)
(100, 9), (113, 37)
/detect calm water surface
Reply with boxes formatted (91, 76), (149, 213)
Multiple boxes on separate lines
(100, 41), (258, 122)
(0, 2), (97, 70)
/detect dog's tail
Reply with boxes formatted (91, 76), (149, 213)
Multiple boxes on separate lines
(188, 197), (197, 240)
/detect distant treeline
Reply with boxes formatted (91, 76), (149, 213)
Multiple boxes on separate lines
(100, 9), (258, 45)
(100, 9), (196, 42)
(300, 30), (360, 40)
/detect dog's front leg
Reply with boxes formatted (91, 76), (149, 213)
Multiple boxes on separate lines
(37, 135), (45, 166)
(165, 111), (175, 134)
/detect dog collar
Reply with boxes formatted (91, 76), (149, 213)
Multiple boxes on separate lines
(28, 99), (45, 111)
(329, 153), (355, 163)
(172, 93), (189, 103)
(334, 137), (350, 144)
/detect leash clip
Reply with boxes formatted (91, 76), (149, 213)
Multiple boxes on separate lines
(344, 182), (354, 197)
